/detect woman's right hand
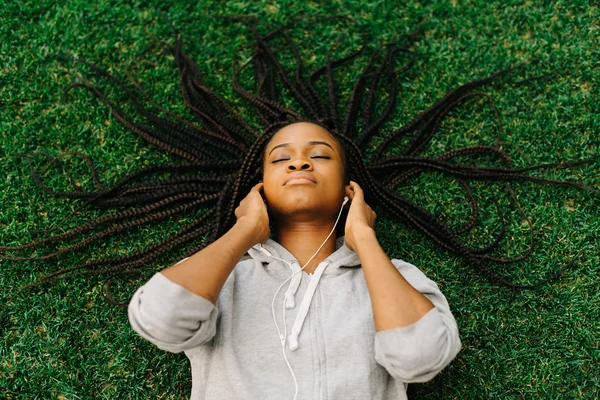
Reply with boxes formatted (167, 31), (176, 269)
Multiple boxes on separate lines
(234, 182), (271, 244)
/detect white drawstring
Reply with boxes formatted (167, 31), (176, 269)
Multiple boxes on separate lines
(287, 260), (329, 351)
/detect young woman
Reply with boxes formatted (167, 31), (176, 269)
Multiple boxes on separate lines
(128, 120), (461, 399)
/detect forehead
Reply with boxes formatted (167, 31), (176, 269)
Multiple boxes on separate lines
(265, 122), (338, 152)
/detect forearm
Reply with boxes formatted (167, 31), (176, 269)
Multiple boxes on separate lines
(354, 228), (434, 332)
(161, 218), (258, 303)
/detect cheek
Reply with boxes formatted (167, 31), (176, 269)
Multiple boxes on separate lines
(330, 163), (346, 187)
(261, 169), (279, 197)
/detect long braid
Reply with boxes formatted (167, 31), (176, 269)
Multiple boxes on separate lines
(19, 160), (240, 243)
(0, 192), (214, 252)
(371, 63), (526, 159)
(2, 196), (215, 261)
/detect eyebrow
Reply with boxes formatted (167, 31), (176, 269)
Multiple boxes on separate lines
(268, 141), (334, 156)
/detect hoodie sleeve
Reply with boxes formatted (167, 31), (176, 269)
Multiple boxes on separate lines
(373, 259), (461, 383)
(127, 271), (220, 354)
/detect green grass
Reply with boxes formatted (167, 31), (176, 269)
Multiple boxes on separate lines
(1, 0), (598, 398)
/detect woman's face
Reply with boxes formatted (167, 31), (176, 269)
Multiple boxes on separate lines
(262, 122), (348, 223)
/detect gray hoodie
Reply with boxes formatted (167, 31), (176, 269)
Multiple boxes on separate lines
(128, 236), (461, 399)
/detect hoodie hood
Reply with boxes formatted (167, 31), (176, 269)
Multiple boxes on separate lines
(247, 235), (361, 274)
(247, 235), (361, 352)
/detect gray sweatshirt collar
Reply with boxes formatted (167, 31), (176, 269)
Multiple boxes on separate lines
(247, 235), (362, 352)
(247, 235), (361, 275)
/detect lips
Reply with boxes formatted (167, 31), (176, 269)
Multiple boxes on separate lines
(284, 172), (317, 185)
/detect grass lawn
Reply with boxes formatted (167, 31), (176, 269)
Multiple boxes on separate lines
(1, 0), (598, 398)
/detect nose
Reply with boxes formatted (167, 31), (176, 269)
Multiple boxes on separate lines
(287, 157), (312, 171)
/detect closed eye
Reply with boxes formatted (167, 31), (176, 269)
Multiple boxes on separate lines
(272, 156), (331, 163)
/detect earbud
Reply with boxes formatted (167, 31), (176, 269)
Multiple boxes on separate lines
(342, 196), (349, 206)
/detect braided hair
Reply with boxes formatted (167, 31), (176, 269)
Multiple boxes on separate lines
(2, 14), (596, 305)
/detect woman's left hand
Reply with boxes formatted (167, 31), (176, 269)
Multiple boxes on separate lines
(344, 181), (377, 252)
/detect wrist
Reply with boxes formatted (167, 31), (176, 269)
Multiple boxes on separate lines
(352, 227), (377, 252)
(235, 217), (267, 245)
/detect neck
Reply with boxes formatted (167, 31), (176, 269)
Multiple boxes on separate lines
(274, 220), (338, 274)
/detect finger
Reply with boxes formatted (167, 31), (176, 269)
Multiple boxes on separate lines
(254, 182), (268, 205)
(346, 180), (362, 197)
(349, 181), (364, 200)
(345, 185), (355, 200)
(252, 182), (265, 197)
